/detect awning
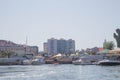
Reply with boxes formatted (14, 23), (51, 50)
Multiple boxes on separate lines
(109, 48), (120, 54)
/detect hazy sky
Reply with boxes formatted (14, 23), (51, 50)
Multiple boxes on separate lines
(0, 0), (120, 51)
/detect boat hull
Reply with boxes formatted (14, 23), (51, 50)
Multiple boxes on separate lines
(98, 60), (120, 66)
(99, 62), (120, 65)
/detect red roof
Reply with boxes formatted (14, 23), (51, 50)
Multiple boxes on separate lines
(99, 48), (104, 51)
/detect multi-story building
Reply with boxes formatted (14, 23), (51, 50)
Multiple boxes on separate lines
(43, 42), (48, 53)
(44, 38), (75, 54)
(0, 40), (38, 57)
(57, 39), (67, 54)
(67, 39), (75, 53)
(47, 38), (57, 54)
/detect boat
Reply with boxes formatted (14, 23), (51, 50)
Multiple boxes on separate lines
(72, 59), (81, 65)
(32, 59), (45, 65)
(98, 59), (120, 65)
(72, 59), (92, 65)
(22, 59), (32, 65)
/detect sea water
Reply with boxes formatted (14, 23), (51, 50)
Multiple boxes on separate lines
(0, 64), (120, 80)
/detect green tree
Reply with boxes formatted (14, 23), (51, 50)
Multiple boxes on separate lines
(0, 51), (7, 58)
(0, 50), (15, 58)
(104, 41), (114, 50)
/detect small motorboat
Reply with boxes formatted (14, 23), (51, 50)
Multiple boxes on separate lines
(98, 59), (120, 65)
(72, 59), (82, 65)
(32, 59), (45, 65)
(22, 59), (32, 65)
(72, 59), (92, 65)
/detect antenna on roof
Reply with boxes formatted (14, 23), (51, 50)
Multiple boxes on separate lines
(25, 36), (28, 55)
(26, 36), (28, 46)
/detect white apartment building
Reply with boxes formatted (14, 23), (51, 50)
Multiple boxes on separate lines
(44, 38), (75, 54)
(47, 38), (57, 54)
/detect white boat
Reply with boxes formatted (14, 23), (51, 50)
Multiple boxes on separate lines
(72, 59), (92, 65)
(72, 59), (81, 65)
(22, 59), (32, 65)
(98, 59), (120, 65)
(32, 59), (45, 65)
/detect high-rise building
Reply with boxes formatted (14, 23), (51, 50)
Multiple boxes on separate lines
(44, 38), (75, 54)
(57, 39), (67, 54)
(67, 39), (75, 53)
(43, 42), (48, 53)
(47, 38), (57, 54)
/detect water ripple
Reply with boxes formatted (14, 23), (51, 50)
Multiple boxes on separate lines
(0, 65), (120, 80)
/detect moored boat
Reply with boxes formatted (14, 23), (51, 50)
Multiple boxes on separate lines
(32, 59), (45, 65)
(72, 59), (92, 65)
(22, 59), (32, 65)
(98, 59), (120, 65)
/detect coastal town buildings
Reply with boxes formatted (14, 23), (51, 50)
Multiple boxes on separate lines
(0, 40), (38, 58)
(43, 38), (75, 54)
(85, 47), (103, 54)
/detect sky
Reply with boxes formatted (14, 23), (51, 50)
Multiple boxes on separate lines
(0, 0), (120, 51)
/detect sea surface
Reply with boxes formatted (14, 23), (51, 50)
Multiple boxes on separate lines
(0, 64), (120, 80)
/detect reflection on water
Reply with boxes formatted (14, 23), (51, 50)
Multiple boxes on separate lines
(0, 65), (120, 80)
